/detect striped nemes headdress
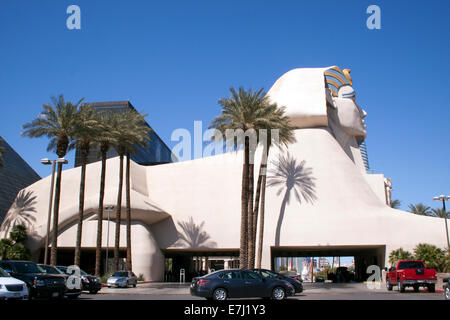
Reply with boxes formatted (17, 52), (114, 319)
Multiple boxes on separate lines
(324, 66), (354, 98)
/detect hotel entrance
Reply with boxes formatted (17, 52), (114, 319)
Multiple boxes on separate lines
(162, 249), (239, 282)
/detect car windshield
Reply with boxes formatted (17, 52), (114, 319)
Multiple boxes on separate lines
(11, 262), (43, 274)
(39, 265), (64, 275)
(0, 267), (10, 277)
(113, 272), (128, 277)
(398, 261), (424, 269)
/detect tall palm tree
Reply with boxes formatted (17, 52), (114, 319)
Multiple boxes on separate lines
(22, 95), (82, 265)
(209, 87), (282, 269)
(0, 137), (6, 168)
(93, 111), (117, 277)
(267, 154), (317, 246)
(253, 115), (295, 268)
(408, 203), (432, 216)
(110, 109), (150, 272)
(72, 105), (100, 267)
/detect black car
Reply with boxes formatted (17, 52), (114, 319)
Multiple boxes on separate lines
(57, 265), (102, 294)
(0, 260), (66, 299)
(190, 269), (294, 300)
(443, 277), (449, 300)
(38, 264), (81, 299)
(252, 268), (303, 294)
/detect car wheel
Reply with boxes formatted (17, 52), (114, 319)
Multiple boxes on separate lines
(413, 285), (419, 293)
(212, 288), (227, 301)
(427, 284), (435, 293)
(445, 286), (450, 300)
(386, 280), (393, 291)
(133, 284), (136, 288)
(272, 287), (286, 300)
(397, 280), (405, 293)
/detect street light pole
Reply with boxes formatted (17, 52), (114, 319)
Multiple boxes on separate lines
(41, 159), (56, 265)
(104, 205), (114, 274)
(433, 195), (450, 250)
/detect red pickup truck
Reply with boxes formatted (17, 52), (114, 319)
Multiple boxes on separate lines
(385, 260), (437, 293)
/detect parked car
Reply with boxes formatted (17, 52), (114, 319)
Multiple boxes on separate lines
(56, 265), (102, 294)
(0, 266), (28, 300)
(0, 260), (66, 299)
(443, 277), (449, 300)
(385, 260), (437, 293)
(38, 264), (81, 299)
(190, 269), (295, 300)
(107, 271), (137, 288)
(252, 268), (303, 294)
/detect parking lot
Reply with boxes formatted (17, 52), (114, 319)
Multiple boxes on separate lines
(74, 282), (445, 300)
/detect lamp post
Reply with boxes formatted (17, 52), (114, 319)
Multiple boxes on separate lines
(41, 158), (68, 265)
(433, 195), (450, 250)
(104, 205), (114, 274)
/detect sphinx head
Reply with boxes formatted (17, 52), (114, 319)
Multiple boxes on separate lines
(329, 85), (367, 140)
(267, 66), (367, 141)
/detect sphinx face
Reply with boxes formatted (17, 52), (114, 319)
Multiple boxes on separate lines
(331, 86), (367, 140)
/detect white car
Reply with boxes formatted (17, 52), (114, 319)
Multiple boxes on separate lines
(0, 267), (28, 300)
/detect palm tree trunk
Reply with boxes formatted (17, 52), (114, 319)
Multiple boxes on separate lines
(50, 161), (63, 265)
(125, 153), (132, 271)
(256, 172), (267, 268)
(239, 137), (249, 269)
(74, 146), (88, 266)
(254, 145), (269, 268)
(247, 162), (255, 269)
(114, 153), (124, 272)
(95, 146), (107, 276)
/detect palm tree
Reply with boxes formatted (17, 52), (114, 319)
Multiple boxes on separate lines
(390, 199), (401, 209)
(431, 208), (449, 218)
(209, 87), (282, 269)
(72, 105), (100, 267)
(22, 95), (82, 265)
(0, 137), (6, 168)
(93, 111), (117, 277)
(267, 154), (317, 246)
(408, 203), (432, 216)
(254, 115), (295, 268)
(110, 109), (150, 272)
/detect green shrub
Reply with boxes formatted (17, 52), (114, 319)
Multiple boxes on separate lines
(389, 248), (414, 264)
(137, 274), (145, 282)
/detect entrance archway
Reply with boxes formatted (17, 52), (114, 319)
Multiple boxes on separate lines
(271, 245), (386, 282)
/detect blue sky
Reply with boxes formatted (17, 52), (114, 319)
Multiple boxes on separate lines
(0, 0), (449, 212)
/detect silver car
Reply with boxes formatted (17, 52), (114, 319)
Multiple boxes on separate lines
(107, 271), (137, 288)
